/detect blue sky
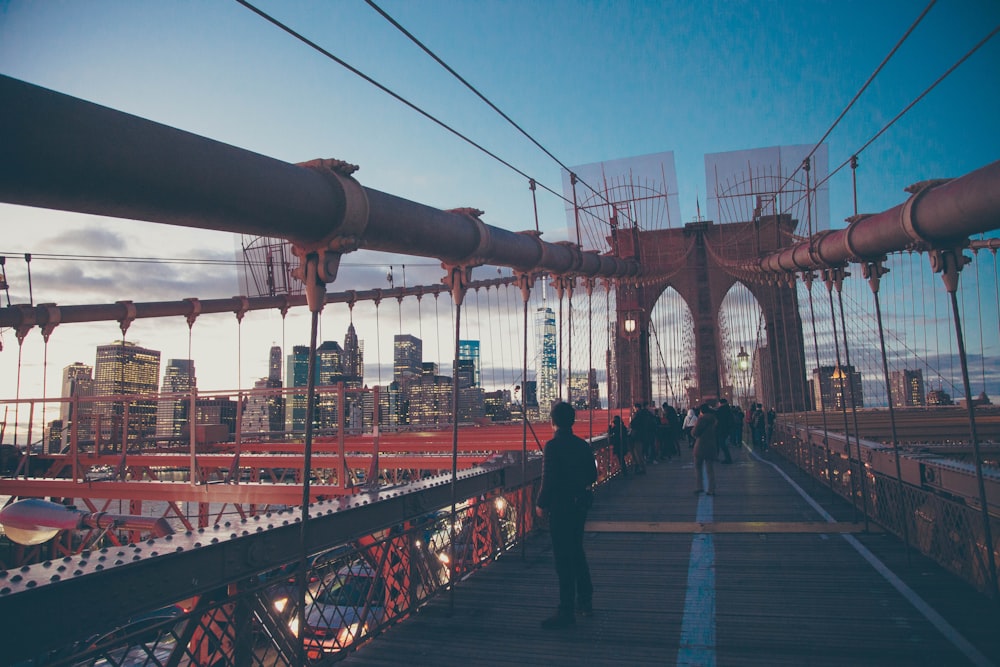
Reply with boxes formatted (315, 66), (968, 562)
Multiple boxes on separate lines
(1, 0), (999, 410)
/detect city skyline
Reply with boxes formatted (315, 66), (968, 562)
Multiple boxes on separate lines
(1, 1), (998, 420)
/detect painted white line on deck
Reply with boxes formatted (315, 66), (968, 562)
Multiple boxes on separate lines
(677, 488), (715, 667)
(750, 446), (994, 667)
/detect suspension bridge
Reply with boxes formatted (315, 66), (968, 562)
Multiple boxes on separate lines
(0, 66), (999, 666)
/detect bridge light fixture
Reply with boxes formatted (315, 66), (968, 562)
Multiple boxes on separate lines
(0, 498), (173, 546)
(737, 346), (750, 372)
(622, 311), (640, 340)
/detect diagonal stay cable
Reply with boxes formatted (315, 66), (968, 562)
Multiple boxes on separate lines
(780, 21), (1000, 214)
(771, 0), (938, 202)
(363, 0), (623, 220)
(235, 0), (599, 219)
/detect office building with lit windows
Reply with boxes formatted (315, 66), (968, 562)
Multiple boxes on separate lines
(93, 341), (161, 446)
(810, 365), (863, 411)
(394, 334), (422, 384)
(890, 369), (926, 407)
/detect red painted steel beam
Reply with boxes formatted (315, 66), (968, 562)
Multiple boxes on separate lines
(0, 276), (511, 330)
(0, 75), (639, 280)
(0, 452), (492, 469)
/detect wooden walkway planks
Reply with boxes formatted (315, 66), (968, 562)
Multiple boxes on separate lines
(341, 446), (1000, 666)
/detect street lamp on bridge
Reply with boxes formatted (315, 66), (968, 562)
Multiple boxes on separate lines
(0, 498), (173, 546)
(737, 346), (750, 408)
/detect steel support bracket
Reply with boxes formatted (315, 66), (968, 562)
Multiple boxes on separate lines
(441, 263), (476, 306)
(12, 303), (36, 343)
(821, 266), (847, 294)
(39, 303), (60, 341)
(928, 247), (971, 295)
(515, 271), (536, 303)
(116, 300), (137, 335)
(860, 257), (889, 295)
(231, 296), (250, 324)
(183, 297), (201, 328)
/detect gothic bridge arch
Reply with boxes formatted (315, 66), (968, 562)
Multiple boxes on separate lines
(614, 215), (808, 411)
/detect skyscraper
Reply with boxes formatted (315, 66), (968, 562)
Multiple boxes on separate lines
(59, 362), (94, 449)
(93, 341), (161, 446)
(458, 340), (481, 388)
(246, 344), (285, 438)
(155, 359), (196, 441)
(890, 369), (926, 407)
(268, 345), (282, 384)
(343, 322), (364, 385)
(569, 369), (601, 409)
(285, 345), (310, 433)
(394, 334), (422, 383)
(285, 341), (352, 433)
(535, 306), (557, 410)
(811, 365), (864, 411)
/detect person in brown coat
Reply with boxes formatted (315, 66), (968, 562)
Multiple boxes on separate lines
(692, 403), (718, 495)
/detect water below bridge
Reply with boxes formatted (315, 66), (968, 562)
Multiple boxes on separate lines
(342, 443), (1000, 667)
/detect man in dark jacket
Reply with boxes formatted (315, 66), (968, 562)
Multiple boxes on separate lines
(536, 402), (598, 628)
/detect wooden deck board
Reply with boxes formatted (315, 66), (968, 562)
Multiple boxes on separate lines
(342, 448), (1000, 666)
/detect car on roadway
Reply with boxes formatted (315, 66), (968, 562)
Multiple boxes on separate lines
(289, 561), (386, 658)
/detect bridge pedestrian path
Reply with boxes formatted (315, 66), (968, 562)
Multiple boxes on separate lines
(343, 443), (1000, 666)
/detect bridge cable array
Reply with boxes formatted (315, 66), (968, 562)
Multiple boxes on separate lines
(233, 0), (631, 242)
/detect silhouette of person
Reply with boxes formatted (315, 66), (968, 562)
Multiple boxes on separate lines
(692, 402), (719, 495)
(536, 402), (598, 628)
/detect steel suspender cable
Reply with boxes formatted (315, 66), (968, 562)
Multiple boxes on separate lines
(296, 306), (320, 667)
(448, 291), (463, 611)
(804, 274), (834, 497)
(375, 298), (382, 388)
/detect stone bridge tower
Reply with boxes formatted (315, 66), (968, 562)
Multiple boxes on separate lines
(613, 214), (808, 412)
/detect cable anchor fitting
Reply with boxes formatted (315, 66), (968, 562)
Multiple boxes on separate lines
(928, 247), (971, 295)
(860, 258), (889, 295)
(116, 300), (137, 336)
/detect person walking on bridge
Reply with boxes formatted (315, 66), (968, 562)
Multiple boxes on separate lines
(692, 403), (719, 495)
(628, 403), (655, 474)
(536, 402), (598, 629)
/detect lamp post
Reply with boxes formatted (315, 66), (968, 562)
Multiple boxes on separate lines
(737, 346), (750, 408)
(0, 498), (173, 546)
(622, 311), (641, 407)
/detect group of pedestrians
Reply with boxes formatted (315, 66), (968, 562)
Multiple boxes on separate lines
(607, 402), (683, 476)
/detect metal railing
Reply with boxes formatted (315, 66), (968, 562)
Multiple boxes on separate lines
(771, 418), (1000, 597)
(0, 437), (615, 665)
